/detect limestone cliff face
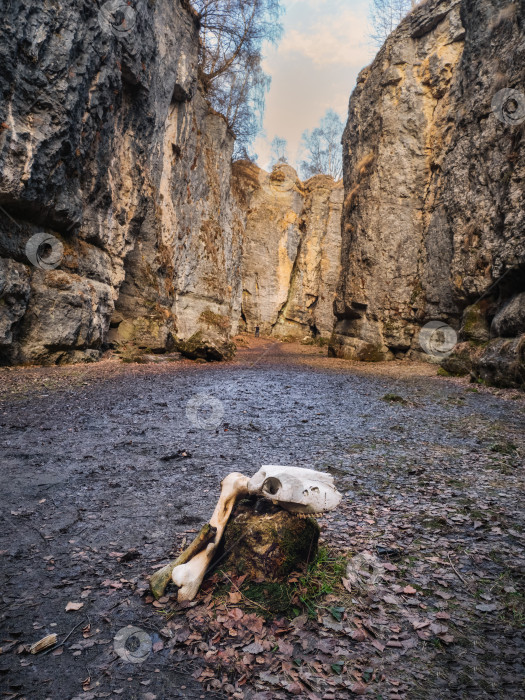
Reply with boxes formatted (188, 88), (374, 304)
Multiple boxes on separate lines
(0, 0), (242, 364)
(234, 162), (343, 340)
(332, 0), (525, 385)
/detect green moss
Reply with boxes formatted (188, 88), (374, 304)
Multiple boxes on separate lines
(199, 309), (231, 331)
(175, 331), (236, 361)
(490, 441), (518, 455)
(222, 547), (348, 619)
(382, 393), (408, 405)
(460, 305), (489, 345)
(410, 280), (423, 305)
(301, 336), (331, 347)
(270, 517), (320, 575)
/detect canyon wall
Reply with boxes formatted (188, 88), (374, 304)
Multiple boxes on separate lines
(332, 0), (525, 386)
(0, 0), (242, 365)
(234, 161), (342, 341)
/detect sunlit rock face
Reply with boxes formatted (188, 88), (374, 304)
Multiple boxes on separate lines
(0, 0), (242, 364)
(332, 0), (525, 386)
(234, 161), (343, 341)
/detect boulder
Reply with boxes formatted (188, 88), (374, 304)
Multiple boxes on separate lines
(476, 336), (525, 389)
(491, 293), (525, 338)
(458, 304), (490, 345)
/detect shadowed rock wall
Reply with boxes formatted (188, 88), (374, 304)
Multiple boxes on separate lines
(0, 0), (242, 364)
(332, 0), (525, 386)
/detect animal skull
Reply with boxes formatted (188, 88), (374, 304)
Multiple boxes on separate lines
(156, 466), (341, 603)
(248, 465), (341, 515)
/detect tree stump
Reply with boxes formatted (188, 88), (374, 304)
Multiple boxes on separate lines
(219, 499), (320, 581)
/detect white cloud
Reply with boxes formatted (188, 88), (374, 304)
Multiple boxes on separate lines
(252, 0), (376, 172)
(279, 10), (372, 66)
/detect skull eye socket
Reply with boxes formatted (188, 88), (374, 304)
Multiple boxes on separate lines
(262, 477), (282, 495)
(311, 486), (320, 493)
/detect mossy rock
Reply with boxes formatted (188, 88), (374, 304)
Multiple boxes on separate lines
(175, 331), (236, 361)
(357, 342), (388, 362)
(459, 304), (490, 345)
(441, 341), (484, 377)
(220, 500), (320, 582)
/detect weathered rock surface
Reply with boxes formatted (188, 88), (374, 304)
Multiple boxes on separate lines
(0, 0), (242, 365)
(234, 161), (343, 340)
(332, 0), (525, 386)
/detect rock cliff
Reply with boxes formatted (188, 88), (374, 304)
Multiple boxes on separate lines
(234, 161), (343, 341)
(332, 0), (525, 386)
(0, 0), (242, 364)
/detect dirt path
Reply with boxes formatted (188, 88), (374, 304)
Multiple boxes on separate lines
(0, 339), (524, 699)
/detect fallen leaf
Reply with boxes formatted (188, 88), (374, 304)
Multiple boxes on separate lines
(65, 602), (84, 612)
(475, 603), (498, 612)
(412, 619), (430, 630)
(350, 629), (367, 642)
(350, 682), (367, 695)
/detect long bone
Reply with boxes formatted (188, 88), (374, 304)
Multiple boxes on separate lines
(170, 472), (249, 601)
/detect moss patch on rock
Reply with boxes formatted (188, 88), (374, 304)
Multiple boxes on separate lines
(175, 331), (236, 361)
(459, 304), (490, 345)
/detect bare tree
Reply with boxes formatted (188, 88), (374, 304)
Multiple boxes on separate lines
(270, 136), (288, 166)
(299, 110), (344, 181)
(193, 0), (283, 157)
(369, 0), (416, 47)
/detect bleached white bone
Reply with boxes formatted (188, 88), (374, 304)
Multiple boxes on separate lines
(171, 472), (249, 601)
(248, 465), (342, 514)
(168, 466), (341, 602)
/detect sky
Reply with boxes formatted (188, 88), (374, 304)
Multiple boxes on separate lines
(253, 0), (376, 171)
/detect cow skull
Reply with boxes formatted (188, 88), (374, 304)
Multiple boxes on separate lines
(248, 465), (342, 515)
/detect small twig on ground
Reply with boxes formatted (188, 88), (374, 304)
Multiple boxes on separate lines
(41, 618), (88, 656)
(447, 553), (468, 586)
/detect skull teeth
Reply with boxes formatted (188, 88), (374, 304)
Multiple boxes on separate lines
(294, 512), (324, 519)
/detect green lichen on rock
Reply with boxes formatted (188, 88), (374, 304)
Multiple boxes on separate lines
(199, 309), (232, 331)
(441, 340), (484, 377)
(358, 342), (387, 362)
(459, 304), (490, 345)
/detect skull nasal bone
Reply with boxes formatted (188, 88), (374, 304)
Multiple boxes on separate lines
(263, 477), (281, 495)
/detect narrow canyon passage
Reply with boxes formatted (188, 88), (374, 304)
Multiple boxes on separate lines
(1, 345), (523, 698)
